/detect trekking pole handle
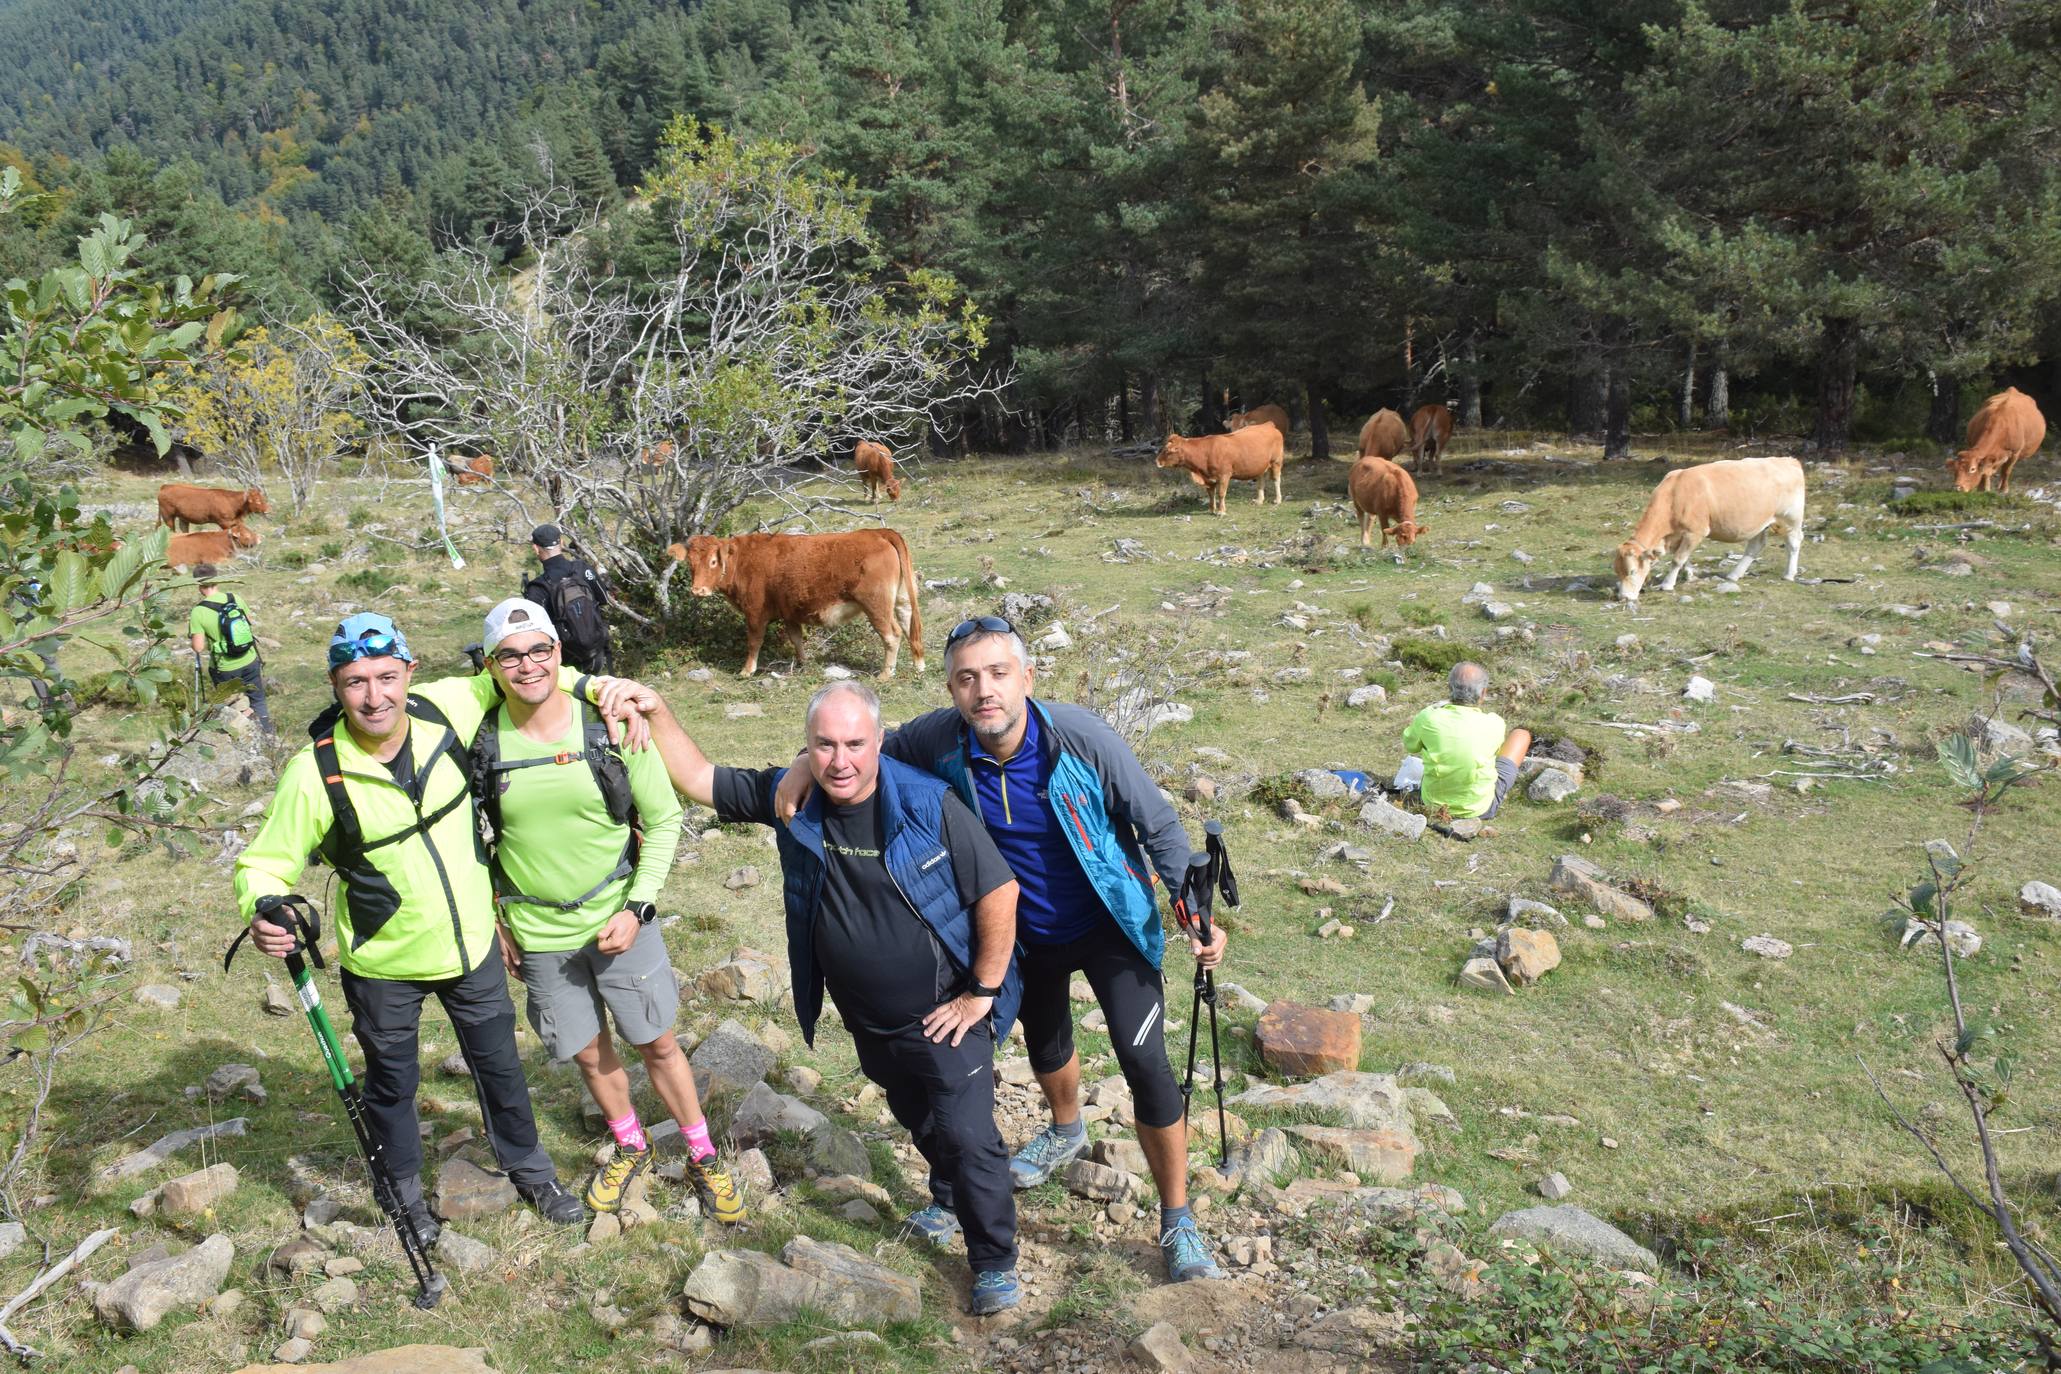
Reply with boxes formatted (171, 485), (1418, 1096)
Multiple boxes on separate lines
(1177, 853), (1214, 946)
(1204, 819), (1239, 910)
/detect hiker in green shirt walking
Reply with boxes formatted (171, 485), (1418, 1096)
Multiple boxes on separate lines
(188, 563), (274, 736)
(478, 598), (744, 1225)
(1399, 661), (1532, 819)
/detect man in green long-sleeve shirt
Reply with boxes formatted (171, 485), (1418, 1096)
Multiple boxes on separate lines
(476, 598), (743, 1225)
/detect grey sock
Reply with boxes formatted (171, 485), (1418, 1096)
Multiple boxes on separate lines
(1054, 1117), (1087, 1141)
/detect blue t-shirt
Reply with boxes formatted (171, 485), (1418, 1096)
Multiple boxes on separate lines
(967, 710), (1105, 946)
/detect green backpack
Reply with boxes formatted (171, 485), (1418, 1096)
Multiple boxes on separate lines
(202, 595), (257, 663)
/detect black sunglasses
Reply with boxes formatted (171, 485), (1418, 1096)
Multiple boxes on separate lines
(946, 615), (1017, 647)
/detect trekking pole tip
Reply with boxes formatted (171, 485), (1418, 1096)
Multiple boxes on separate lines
(415, 1272), (449, 1309)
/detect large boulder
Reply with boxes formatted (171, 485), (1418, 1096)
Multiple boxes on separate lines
(1548, 855), (1653, 922)
(682, 1236), (920, 1328)
(1285, 1125), (1417, 1183)
(2019, 881), (2061, 921)
(94, 1233), (235, 1331)
(1497, 927), (1561, 985)
(1487, 1205), (1658, 1270)
(1255, 1002), (1361, 1077)
(691, 1019), (778, 1098)
(1232, 1072), (1442, 1135)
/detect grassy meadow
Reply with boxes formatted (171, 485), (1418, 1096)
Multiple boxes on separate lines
(16, 429), (2061, 1371)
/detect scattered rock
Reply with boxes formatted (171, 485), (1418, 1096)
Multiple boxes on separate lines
(1976, 716), (2034, 755)
(1255, 1002), (1362, 1076)
(1062, 1158), (1137, 1202)
(2019, 881), (2061, 922)
(272, 1339), (314, 1364)
(804, 1122), (870, 1179)
(1684, 676), (1716, 703)
(1901, 919), (1981, 958)
(723, 865), (761, 891)
(1129, 1321), (1195, 1372)
(0, 1223), (21, 1261)
(1327, 993), (1376, 1015)
(682, 1235), (921, 1327)
(432, 1159), (517, 1221)
(1506, 898), (1565, 927)
(1092, 1138), (1152, 1177)
(226, 1346), (495, 1373)
(724, 703), (764, 720)
(161, 1162), (239, 1215)
(727, 1081), (828, 1149)
(1293, 769), (1352, 801)
(733, 1148), (775, 1196)
(1233, 1073), (1442, 1141)
(697, 947), (788, 1005)
(1487, 1205), (1657, 1269)
(133, 984), (182, 1010)
(1548, 855), (1653, 923)
(94, 1233), (234, 1331)
(785, 1065), (823, 1094)
(1539, 1172), (1573, 1201)
(262, 978), (295, 1016)
(311, 1275), (359, 1312)
(1460, 956), (1512, 993)
(204, 1063), (264, 1102)
(433, 1230), (495, 1274)
(1346, 684), (1388, 709)
(266, 1237), (329, 1277)
(1497, 928), (1561, 986)
(1482, 602), (1514, 621)
(1528, 768), (1579, 804)
(691, 1018), (779, 1097)
(1358, 797), (1427, 843)
(1287, 1125), (1417, 1183)
(1741, 935), (1792, 960)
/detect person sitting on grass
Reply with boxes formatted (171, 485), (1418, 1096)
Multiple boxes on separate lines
(1398, 661), (1531, 819)
(474, 598), (742, 1225)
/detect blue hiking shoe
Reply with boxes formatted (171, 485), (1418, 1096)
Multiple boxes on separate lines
(970, 1267), (1023, 1315)
(1009, 1123), (1089, 1190)
(899, 1203), (962, 1250)
(1160, 1216), (1225, 1282)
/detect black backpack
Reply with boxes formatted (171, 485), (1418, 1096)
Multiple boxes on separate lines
(546, 567), (609, 665)
(469, 699), (641, 912)
(202, 595), (257, 663)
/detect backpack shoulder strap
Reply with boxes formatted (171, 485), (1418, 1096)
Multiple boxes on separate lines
(581, 700), (637, 828)
(307, 702), (362, 857)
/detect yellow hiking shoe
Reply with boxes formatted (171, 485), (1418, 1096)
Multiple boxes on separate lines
(584, 1144), (653, 1215)
(687, 1153), (747, 1225)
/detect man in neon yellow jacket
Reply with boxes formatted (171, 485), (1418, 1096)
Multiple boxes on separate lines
(233, 612), (591, 1238)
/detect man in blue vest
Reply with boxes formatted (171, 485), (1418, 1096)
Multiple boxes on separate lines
(608, 677), (1027, 1317)
(772, 617), (1229, 1284)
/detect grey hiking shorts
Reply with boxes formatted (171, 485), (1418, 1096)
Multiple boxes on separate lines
(519, 921), (680, 1061)
(1477, 756), (1521, 821)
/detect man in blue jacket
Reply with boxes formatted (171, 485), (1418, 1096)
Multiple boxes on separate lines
(777, 617), (1228, 1284)
(605, 676), (1027, 1317)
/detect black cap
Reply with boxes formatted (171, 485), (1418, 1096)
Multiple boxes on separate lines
(532, 523), (562, 547)
(192, 563), (219, 582)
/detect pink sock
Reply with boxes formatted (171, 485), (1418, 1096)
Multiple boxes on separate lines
(682, 1117), (715, 1162)
(607, 1111), (648, 1154)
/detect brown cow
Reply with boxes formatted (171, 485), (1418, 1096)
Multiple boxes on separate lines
(1155, 428), (1285, 515)
(1613, 455), (1805, 603)
(1357, 409), (1408, 460)
(157, 484), (269, 533)
(674, 529), (924, 679)
(167, 525), (260, 570)
(1948, 387), (2045, 493)
(855, 440), (902, 502)
(455, 454), (496, 486)
(1348, 455), (1427, 548)
(1409, 403), (1454, 472)
(1226, 403), (1291, 438)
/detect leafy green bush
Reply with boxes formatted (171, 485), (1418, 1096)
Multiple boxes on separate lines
(274, 549), (308, 570)
(335, 568), (399, 595)
(318, 541), (344, 560)
(1888, 489), (2033, 517)
(1395, 635), (1476, 676)
(1398, 602), (1448, 628)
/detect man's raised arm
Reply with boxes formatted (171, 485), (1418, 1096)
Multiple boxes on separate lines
(592, 680), (715, 806)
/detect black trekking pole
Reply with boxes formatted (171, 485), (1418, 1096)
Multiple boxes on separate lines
(462, 642), (486, 675)
(1173, 848), (1230, 1170)
(225, 895), (447, 1308)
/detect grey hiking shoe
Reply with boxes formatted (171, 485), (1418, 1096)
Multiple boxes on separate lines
(899, 1203), (961, 1249)
(1160, 1216), (1225, 1282)
(1009, 1124), (1088, 1190)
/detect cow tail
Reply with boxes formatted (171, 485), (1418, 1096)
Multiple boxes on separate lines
(894, 530), (923, 665)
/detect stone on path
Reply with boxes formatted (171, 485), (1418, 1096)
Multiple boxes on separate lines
(1507, 898), (1564, 926)
(1741, 935), (1792, 960)
(311, 1276), (359, 1312)
(204, 1063), (263, 1102)
(682, 1236), (920, 1327)
(1255, 1002), (1361, 1077)
(161, 1162), (239, 1215)
(1358, 797), (1426, 842)
(698, 947), (788, 1005)
(1488, 1205), (1656, 1270)
(1684, 675), (1716, 703)
(1346, 684), (1387, 709)
(1549, 855), (1653, 923)
(94, 1233), (235, 1331)
(433, 1230), (496, 1274)
(690, 1018), (778, 1097)
(1286, 1125), (1417, 1183)
(727, 1081), (827, 1149)
(724, 865), (760, 890)
(1130, 1321), (1195, 1372)
(227, 1347), (495, 1374)
(1062, 1158), (1138, 1202)
(432, 1159), (516, 1221)
(1232, 1072), (1443, 1135)
(272, 1339), (314, 1365)
(804, 1122), (870, 1178)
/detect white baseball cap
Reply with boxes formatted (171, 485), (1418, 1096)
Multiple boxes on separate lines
(483, 597), (559, 652)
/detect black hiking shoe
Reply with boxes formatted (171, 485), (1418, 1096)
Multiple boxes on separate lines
(400, 1195), (442, 1249)
(518, 1178), (588, 1226)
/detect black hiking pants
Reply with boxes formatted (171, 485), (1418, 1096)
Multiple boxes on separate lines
(340, 955), (555, 1192)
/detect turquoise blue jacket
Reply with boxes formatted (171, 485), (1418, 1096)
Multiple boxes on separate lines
(886, 699), (1195, 969)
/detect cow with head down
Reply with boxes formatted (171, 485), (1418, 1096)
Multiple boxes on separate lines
(672, 529), (925, 679)
(1613, 456), (1805, 604)
(1225, 403), (1291, 439)
(1948, 387), (2045, 494)
(1348, 455), (1427, 549)
(854, 440), (902, 502)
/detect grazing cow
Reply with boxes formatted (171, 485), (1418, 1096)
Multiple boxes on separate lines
(1613, 455), (1806, 603)
(157, 484), (268, 533)
(1948, 387), (2045, 493)
(167, 525), (260, 570)
(1409, 403), (1454, 472)
(1154, 428), (1286, 515)
(1226, 403), (1291, 438)
(674, 529), (924, 679)
(1357, 409), (1409, 460)
(1348, 455), (1427, 549)
(854, 440), (902, 502)
(453, 453), (495, 486)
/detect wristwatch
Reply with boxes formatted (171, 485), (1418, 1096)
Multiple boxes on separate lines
(968, 979), (1003, 999)
(629, 900), (659, 926)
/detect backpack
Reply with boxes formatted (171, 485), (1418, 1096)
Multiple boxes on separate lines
(546, 567), (609, 665)
(203, 595), (257, 663)
(469, 699), (641, 912)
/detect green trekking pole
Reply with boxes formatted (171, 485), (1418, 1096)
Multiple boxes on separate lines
(225, 895), (447, 1308)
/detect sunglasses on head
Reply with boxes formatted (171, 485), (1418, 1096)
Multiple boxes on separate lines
(946, 615), (1017, 648)
(491, 641), (558, 670)
(329, 630), (401, 671)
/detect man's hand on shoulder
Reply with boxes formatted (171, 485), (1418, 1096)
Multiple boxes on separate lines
(590, 676), (664, 751)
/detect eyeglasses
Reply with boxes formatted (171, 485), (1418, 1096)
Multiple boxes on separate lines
(329, 630), (401, 670)
(946, 615), (1017, 648)
(491, 642), (558, 670)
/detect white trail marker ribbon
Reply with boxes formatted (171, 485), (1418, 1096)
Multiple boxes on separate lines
(426, 445), (466, 571)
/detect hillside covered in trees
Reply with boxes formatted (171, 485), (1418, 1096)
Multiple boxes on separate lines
(5, 0), (2061, 455)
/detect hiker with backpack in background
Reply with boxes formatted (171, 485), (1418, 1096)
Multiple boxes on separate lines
(233, 612), (608, 1240)
(523, 524), (613, 674)
(472, 597), (743, 1224)
(189, 563), (274, 736)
